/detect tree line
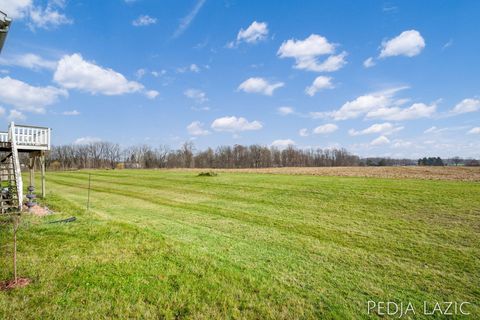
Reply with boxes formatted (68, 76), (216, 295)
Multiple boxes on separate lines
(36, 141), (479, 170)
(44, 141), (360, 169)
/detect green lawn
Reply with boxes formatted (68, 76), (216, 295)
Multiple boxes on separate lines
(1, 169), (479, 319)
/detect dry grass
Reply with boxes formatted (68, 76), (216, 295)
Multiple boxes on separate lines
(175, 166), (480, 181)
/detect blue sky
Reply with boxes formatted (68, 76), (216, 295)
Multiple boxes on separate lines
(0, 0), (479, 158)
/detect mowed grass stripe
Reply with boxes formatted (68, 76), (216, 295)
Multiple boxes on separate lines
(0, 170), (476, 319)
(47, 172), (480, 246)
(46, 171), (480, 278)
(44, 180), (469, 317)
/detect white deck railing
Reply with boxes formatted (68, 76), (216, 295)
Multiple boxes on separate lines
(0, 122), (51, 151)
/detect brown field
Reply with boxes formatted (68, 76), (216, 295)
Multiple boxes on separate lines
(179, 166), (480, 181)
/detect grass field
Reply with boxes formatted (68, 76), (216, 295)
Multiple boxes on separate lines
(1, 169), (479, 319)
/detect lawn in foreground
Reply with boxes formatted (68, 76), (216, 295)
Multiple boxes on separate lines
(0, 169), (479, 319)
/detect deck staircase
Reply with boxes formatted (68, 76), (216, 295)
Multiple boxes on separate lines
(0, 122), (51, 213)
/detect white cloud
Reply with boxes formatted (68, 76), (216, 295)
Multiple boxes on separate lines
(363, 57), (375, 68)
(392, 140), (413, 148)
(313, 123), (338, 134)
(278, 106), (294, 116)
(348, 122), (403, 136)
(8, 109), (25, 121)
(370, 135), (390, 146)
(327, 87), (435, 121)
(189, 64), (200, 73)
(151, 70), (166, 77)
(135, 68), (146, 79)
(145, 90), (159, 99)
(177, 64), (200, 73)
(53, 53), (144, 95)
(271, 139), (295, 149)
(422, 126), (468, 135)
(330, 89), (399, 120)
(0, 0), (32, 19)
(211, 116), (262, 132)
(132, 15), (157, 26)
(236, 21), (268, 44)
(74, 136), (102, 145)
(1, 0), (72, 29)
(305, 76), (334, 96)
(379, 30), (425, 58)
(29, 5), (72, 29)
(238, 77), (284, 96)
(0, 107), (5, 117)
(62, 110), (80, 116)
(187, 121), (209, 136)
(184, 89), (207, 103)
(442, 39), (453, 50)
(173, 0), (206, 38)
(468, 127), (480, 134)
(0, 53), (57, 71)
(277, 34), (347, 72)
(451, 98), (480, 114)
(299, 128), (309, 137)
(0, 76), (67, 113)
(366, 102), (436, 121)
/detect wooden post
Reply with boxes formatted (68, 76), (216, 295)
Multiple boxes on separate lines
(40, 152), (46, 198)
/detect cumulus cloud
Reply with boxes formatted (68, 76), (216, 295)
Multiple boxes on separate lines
(184, 89), (207, 103)
(74, 136), (102, 145)
(327, 87), (435, 121)
(53, 53), (144, 95)
(236, 21), (268, 45)
(271, 139), (295, 149)
(348, 122), (403, 136)
(238, 77), (284, 96)
(211, 116), (262, 132)
(277, 34), (347, 72)
(305, 76), (334, 96)
(313, 123), (338, 134)
(2, 0), (72, 29)
(132, 15), (157, 26)
(451, 98), (480, 115)
(370, 135), (390, 146)
(0, 53), (57, 71)
(277, 106), (294, 116)
(330, 87), (405, 120)
(187, 121), (210, 136)
(0, 76), (67, 113)
(363, 57), (375, 68)
(379, 30), (425, 58)
(366, 102), (436, 121)
(468, 127), (480, 134)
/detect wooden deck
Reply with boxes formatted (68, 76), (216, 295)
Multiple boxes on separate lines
(0, 123), (51, 152)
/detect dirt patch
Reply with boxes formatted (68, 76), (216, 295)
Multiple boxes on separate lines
(24, 204), (52, 216)
(0, 277), (31, 290)
(175, 167), (480, 181)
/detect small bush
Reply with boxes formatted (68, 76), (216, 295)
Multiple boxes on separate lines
(197, 171), (218, 177)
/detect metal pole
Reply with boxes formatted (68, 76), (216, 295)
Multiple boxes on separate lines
(87, 173), (91, 210)
(40, 153), (46, 198)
